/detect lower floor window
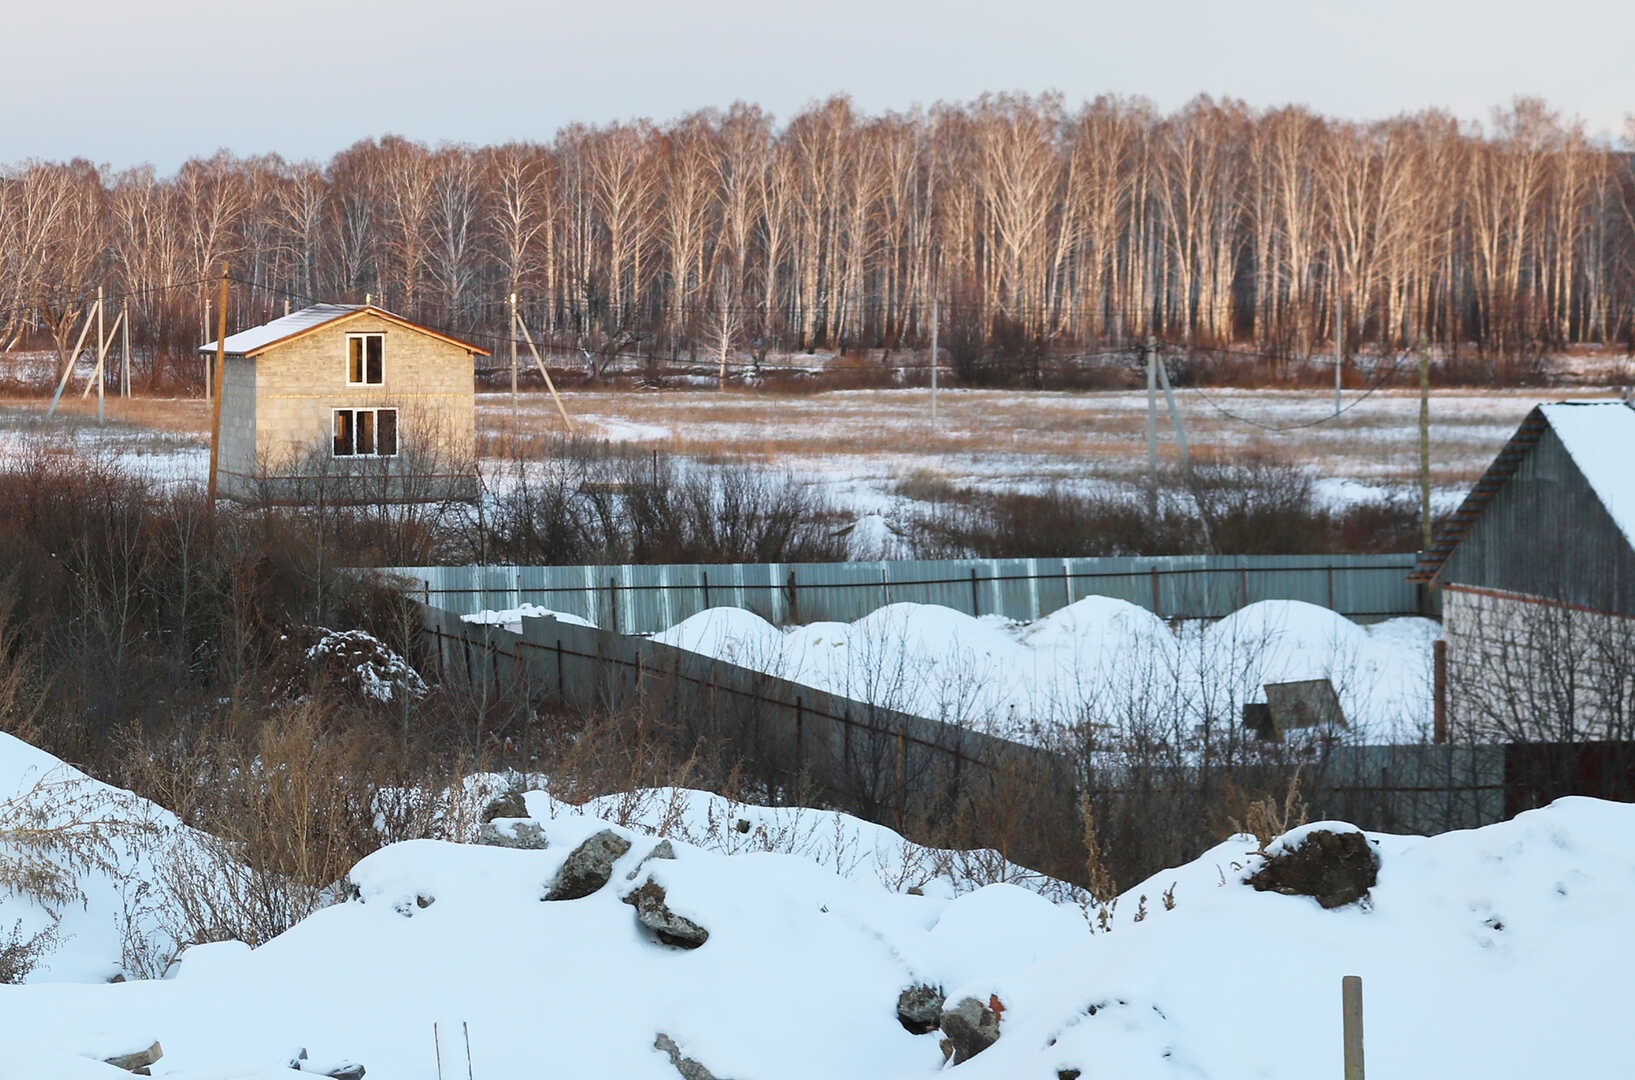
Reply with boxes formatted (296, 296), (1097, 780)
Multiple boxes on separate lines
(333, 407), (398, 457)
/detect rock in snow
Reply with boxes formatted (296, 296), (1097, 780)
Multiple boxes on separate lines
(477, 818), (549, 850)
(895, 984), (946, 1034)
(623, 878), (710, 948)
(939, 995), (1002, 1063)
(544, 829), (632, 900)
(654, 1032), (727, 1080)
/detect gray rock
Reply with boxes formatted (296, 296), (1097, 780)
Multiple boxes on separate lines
(477, 819), (549, 850)
(288, 1047), (366, 1078)
(939, 996), (1000, 1064)
(897, 983), (945, 1034)
(624, 878), (710, 948)
(654, 1033), (728, 1080)
(544, 829), (632, 900)
(626, 839), (677, 880)
(104, 1041), (162, 1071)
(1248, 828), (1378, 909)
(481, 790), (528, 823)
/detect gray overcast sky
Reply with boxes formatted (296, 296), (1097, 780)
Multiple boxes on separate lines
(5, 0), (1631, 172)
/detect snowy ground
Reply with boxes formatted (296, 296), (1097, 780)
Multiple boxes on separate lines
(0, 382), (1602, 553)
(4, 724), (1635, 1079)
(467, 597), (1442, 744)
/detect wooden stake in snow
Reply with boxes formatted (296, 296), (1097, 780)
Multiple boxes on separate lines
(206, 263), (228, 507)
(1342, 974), (1365, 1079)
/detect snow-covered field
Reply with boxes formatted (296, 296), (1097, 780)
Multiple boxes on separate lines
(0, 380), (1576, 517)
(469, 597), (1442, 743)
(5, 726), (1635, 1079)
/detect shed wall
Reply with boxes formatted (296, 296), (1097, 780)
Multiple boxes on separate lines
(1440, 427), (1635, 615)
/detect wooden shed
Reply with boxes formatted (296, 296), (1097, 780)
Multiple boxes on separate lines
(200, 304), (489, 502)
(1413, 401), (1635, 752)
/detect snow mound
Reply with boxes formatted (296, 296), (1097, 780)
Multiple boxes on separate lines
(0, 806), (1090, 1079)
(955, 797), (1635, 1079)
(639, 597), (1440, 741)
(0, 732), (194, 984)
(9, 794), (1635, 1078)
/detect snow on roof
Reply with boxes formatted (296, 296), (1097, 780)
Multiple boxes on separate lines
(1540, 401), (1635, 549)
(199, 303), (492, 357)
(198, 303), (365, 356)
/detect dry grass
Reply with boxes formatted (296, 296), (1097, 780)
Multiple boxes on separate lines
(477, 385), (1585, 493)
(0, 395), (210, 438)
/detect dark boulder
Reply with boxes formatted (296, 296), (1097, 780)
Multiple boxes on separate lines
(544, 829), (632, 900)
(896, 984), (946, 1034)
(1248, 827), (1378, 909)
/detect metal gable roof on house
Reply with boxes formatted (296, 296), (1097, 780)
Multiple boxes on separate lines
(199, 303), (492, 358)
(1410, 400), (1635, 583)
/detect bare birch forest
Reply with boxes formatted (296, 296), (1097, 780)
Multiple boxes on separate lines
(2, 94), (1633, 385)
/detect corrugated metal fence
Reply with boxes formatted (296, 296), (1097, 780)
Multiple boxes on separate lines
(420, 603), (1075, 863)
(389, 552), (1434, 633)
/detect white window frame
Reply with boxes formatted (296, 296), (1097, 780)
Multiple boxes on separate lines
(345, 332), (385, 386)
(331, 407), (399, 458)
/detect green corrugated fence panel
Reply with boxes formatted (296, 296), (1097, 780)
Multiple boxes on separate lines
(386, 553), (1431, 634)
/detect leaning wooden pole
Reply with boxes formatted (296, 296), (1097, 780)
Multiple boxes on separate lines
(206, 263), (229, 507)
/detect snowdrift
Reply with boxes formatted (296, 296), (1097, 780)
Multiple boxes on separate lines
(471, 596), (1440, 742)
(7, 784), (1635, 1078)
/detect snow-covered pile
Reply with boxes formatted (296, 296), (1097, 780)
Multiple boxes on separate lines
(0, 732), (195, 985)
(301, 627), (427, 704)
(471, 597), (1439, 742)
(8, 787), (1635, 1078)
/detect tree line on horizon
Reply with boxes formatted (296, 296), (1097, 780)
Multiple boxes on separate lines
(1, 93), (1633, 385)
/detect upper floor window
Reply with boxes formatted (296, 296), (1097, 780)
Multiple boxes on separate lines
(347, 333), (384, 385)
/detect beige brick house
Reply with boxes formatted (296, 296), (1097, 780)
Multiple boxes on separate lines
(201, 304), (488, 502)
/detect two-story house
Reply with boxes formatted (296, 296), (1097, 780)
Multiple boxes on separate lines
(200, 303), (488, 502)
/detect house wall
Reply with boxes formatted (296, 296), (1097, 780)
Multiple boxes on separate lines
(226, 312), (476, 500)
(1444, 585), (1635, 743)
(218, 355), (257, 496)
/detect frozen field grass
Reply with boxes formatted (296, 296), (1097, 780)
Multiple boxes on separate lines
(478, 385), (1593, 508)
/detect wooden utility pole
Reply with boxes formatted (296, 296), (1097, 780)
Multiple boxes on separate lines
(1334, 282), (1343, 416)
(1153, 344), (1212, 549)
(1145, 336), (1159, 518)
(509, 292), (519, 427)
(47, 303), (96, 417)
(82, 300), (126, 405)
(1342, 975), (1365, 1079)
(203, 296), (213, 403)
(120, 298), (129, 399)
(206, 264), (229, 507)
(515, 310), (574, 433)
(1419, 345), (1433, 553)
(929, 297), (939, 425)
(95, 285), (104, 424)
